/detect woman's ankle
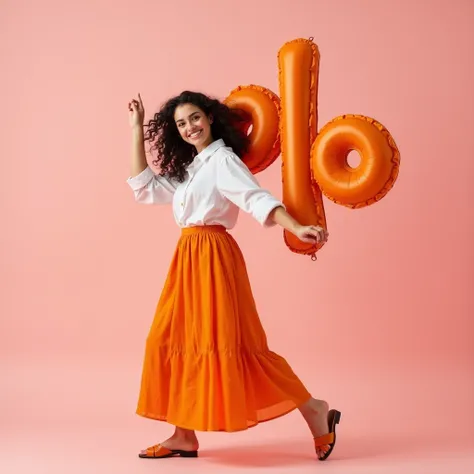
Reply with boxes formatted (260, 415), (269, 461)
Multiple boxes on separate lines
(174, 427), (198, 441)
(299, 398), (328, 415)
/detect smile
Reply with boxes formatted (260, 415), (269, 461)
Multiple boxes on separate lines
(188, 130), (203, 139)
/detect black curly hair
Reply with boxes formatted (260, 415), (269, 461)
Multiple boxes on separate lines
(143, 91), (250, 182)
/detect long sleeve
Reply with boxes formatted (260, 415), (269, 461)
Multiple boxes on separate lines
(216, 152), (284, 227)
(126, 166), (177, 205)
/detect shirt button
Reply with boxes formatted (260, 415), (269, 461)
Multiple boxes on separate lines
(181, 203), (184, 207)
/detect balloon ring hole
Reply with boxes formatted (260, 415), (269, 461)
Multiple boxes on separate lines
(345, 149), (362, 170)
(234, 108), (254, 137)
(241, 113), (254, 137)
(237, 119), (254, 137)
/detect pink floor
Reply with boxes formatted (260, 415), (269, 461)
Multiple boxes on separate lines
(2, 358), (473, 474)
(3, 429), (474, 474)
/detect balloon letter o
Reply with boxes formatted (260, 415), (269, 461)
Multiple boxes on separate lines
(311, 115), (400, 208)
(224, 85), (281, 174)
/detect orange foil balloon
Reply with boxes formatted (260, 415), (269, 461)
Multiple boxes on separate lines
(224, 84), (281, 174)
(226, 39), (400, 258)
(278, 38), (326, 257)
(311, 115), (400, 208)
(278, 38), (400, 258)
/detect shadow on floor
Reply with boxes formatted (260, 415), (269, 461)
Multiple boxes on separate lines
(201, 433), (470, 468)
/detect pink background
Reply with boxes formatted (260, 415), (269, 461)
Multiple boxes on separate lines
(1, 0), (473, 472)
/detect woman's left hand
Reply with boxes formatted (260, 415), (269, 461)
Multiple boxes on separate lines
(294, 225), (329, 244)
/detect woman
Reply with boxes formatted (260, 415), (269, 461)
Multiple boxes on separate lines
(126, 91), (341, 461)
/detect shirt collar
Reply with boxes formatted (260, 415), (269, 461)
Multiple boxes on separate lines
(194, 138), (226, 163)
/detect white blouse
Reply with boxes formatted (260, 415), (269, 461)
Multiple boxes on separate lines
(126, 139), (284, 229)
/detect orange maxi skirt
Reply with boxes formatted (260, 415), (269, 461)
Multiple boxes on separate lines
(136, 225), (311, 432)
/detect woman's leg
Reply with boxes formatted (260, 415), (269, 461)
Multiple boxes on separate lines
(140, 426), (199, 454)
(298, 397), (330, 458)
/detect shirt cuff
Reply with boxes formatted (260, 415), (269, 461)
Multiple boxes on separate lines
(253, 198), (285, 227)
(126, 167), (155, 191)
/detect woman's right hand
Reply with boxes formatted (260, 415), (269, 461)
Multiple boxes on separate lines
(128, 93), (145, 129)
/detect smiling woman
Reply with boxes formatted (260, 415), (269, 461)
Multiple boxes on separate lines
(143, 91), (250, 183)
(126, 91), (338, 461)
(174, 105), (213, 150)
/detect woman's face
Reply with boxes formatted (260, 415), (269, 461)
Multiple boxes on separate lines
(174, 103), (213, 153)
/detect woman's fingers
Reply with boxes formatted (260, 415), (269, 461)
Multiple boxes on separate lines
(128, 95), (143, 115)
(311, 226), (328, 242)
(128, 99), (139, 112)
(312, 229), (327, 243)
(307, 230), (320, 243)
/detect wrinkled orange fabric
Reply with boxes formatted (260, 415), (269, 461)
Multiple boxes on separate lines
(136, 225), (311, 432)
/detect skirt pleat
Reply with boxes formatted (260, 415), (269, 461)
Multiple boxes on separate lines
(136, 225), (311, 432)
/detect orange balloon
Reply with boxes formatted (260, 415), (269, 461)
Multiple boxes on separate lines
(278, 38), (400, 258)
(312, 115), (400, 208)
(226, 39), (400, 259)
(278, 38), (326, 257)
(224, 84), (280, 174)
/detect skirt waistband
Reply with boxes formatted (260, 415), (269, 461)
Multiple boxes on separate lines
(181, 225), (228, 236)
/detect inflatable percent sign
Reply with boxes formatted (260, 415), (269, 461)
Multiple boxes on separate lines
(223, 38), (400, 260)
